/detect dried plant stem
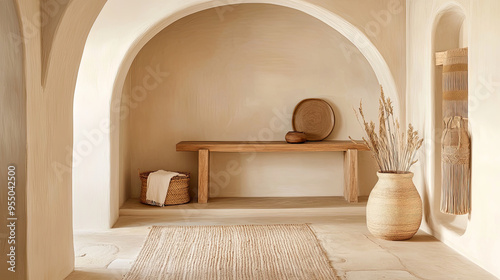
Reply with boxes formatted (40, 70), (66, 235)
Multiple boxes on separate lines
(352, 86), (423, 173)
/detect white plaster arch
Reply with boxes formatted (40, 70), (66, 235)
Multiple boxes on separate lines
(74, 0), (400, 229)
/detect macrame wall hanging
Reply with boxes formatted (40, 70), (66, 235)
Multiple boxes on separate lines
(436, 47), (471, 215)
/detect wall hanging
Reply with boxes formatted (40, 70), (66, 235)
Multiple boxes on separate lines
(436, 47), (471, 215)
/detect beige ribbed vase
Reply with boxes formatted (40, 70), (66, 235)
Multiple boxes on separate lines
(366, 172), (422, 241)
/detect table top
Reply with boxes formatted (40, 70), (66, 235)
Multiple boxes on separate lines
(176, 140), (369, 152)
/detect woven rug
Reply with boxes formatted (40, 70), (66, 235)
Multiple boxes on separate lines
(123, 224), (337, 280)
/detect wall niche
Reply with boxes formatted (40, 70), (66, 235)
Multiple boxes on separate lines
(118, 4), (381, 205)
(432, 5), (470, 234)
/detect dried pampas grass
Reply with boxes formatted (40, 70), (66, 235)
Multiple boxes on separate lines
(351, 86), (423, 173)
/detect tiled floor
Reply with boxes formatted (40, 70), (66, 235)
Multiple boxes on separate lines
(66, 197), (497, 280)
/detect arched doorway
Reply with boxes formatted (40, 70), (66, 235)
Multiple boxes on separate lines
(73, 0), (400, 230)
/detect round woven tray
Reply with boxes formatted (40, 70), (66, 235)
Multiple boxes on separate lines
(139, 171), (191, 206)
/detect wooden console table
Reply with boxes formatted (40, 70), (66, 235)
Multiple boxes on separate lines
(176, 141), (369, 204)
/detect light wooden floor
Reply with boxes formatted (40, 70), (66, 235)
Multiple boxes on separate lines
(67, 197), (496, 280)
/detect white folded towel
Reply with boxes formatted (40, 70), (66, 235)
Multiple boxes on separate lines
(146, 170), (180, 207)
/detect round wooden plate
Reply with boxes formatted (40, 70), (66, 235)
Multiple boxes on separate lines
(292, 98), (335, 141)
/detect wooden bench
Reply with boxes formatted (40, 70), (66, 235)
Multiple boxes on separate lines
(176, 141), (369, 204)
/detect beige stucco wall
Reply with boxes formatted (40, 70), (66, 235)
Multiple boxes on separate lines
(40, 0), (70, 84)
(124, 4), (381, 199)
(407, 0), (500, 277)
(0, 1), (27, 279)
(15, 0), (106, 278)
(307, 0), (407, 117)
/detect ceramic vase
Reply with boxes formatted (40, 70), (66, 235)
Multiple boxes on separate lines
(366, 172), (422, 240)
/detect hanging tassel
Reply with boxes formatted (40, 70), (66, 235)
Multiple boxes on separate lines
(441, 117), (470, 215)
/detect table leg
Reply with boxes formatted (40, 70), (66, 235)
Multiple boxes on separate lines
(198, 149), (210, 203)
(344, 149), (359, 203)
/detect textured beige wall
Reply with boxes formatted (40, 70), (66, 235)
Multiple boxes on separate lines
(0, 1), (27, 279)
(124, 4), (380, 199)
(307, 0), (406, 119)
(15, 0), (106, 278)
(407, 0), (500, 277)
(40, 0), (70, 84)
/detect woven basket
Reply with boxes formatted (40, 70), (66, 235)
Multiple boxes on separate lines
(139, 170), (190, 206)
